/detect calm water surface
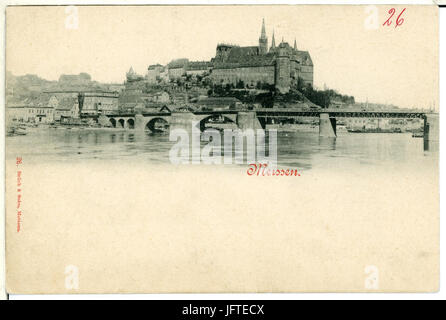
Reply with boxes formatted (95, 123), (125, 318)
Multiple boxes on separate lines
(6, 127), (438, 172)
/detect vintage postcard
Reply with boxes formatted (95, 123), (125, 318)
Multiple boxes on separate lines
(4, 4), (439, 293)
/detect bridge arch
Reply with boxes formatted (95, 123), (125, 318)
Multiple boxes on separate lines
(145, 117), (170, 133)
(117, 119), (125, 128)
(127, 118), (135, 129)
(198, 114), (237, 132)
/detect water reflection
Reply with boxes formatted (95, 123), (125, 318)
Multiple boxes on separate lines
(318, 137), (336, 151)
(5, 128), (438, 171)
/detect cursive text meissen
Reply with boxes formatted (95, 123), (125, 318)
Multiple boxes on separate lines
(247, 163), (301, 177)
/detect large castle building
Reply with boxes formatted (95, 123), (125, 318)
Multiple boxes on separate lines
(146, 19), (313, 94)
(210, 19), (313, 93)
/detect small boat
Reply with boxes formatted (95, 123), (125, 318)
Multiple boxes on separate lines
(153, 123), (169, 133)
(412, 132), (424, 138)
(347, 129), (364, 133)
(6, 124), (27, 136)
(14, 130), (27, 136)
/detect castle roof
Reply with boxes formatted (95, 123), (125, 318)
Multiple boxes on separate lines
(217, 43), (240, 49)
(157, 20), (313, 74)
(225, 46), (260, 62)
(213, 50), (276, 69)
(186, 61), (213, 71)
(295, 50), (313, 66)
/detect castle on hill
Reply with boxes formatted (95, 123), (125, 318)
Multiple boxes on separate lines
(145, 19), (313, 94)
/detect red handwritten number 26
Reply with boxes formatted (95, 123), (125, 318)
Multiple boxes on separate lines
(383, 8), (406, 28)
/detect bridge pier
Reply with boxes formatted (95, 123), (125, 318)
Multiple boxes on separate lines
(170, 112), (200, 133)
(236, 112), (263, 130)
(98, 114), (111, 127)
(319, 113), (336, 137)
(424, 114), (439, 151)
(135, 114), (146, 131)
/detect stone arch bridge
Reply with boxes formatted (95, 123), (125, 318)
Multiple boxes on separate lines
(106, 109), (438, 144)
(106, 111), (243, 132)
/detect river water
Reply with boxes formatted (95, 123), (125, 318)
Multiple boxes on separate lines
(5, 126), (439, 293)
(5, 127), (438, 173)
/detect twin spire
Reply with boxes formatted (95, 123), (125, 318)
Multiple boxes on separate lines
(261, 18), (298, 51)
(258, 18), (268, 54)
(260, 18), (267, 39)
(271, 30), (276, 49)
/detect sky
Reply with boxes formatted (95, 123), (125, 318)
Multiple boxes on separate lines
(6, 5), (439, 109)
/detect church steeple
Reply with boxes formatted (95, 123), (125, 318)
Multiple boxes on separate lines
(261, 18), (266, 39)
(294, 38), (297, 51)
(258, 18), (268, 55)
(271, 29), (276, 50)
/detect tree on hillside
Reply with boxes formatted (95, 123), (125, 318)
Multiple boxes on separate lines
(236, 79), (245, 89)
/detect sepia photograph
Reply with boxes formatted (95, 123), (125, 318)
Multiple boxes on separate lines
(2, 3), (441, 298)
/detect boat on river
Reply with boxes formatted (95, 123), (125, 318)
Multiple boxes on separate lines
(6, 123), (27, 136)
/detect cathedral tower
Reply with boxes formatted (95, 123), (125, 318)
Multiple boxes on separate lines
(270, 29), (276, 51)
(275, 42), (291, 94)
(259, 18), (268, 55)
